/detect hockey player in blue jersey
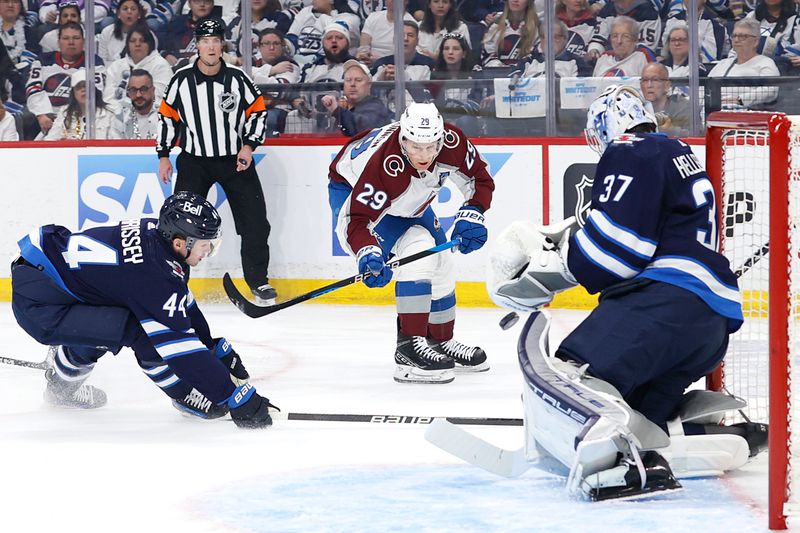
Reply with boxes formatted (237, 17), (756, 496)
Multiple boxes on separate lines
(487, 85), (766, 500)
(10, 191), (276, 429)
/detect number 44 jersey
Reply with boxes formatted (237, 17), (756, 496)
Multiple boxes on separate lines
(568, 133), (743, 331)
(17, 219), (204, 347)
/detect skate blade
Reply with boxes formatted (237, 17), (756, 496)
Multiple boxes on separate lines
(393, 365), (455, 384)
(587, 482), (683, 502)
(454, 362), (490, 373)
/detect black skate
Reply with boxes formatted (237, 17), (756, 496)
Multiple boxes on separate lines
(583, 451), (682, 502)
(394, 334), (455, 384)
(172, 388), (230, 419)
(730, 422), (769, 457)
(252, 283), (277, 306)
(44, 367), (107, 409)
(429, 339), (489, 372)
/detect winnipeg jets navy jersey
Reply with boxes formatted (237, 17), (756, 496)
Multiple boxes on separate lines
(17, 219), (213, 362)
(567, 133), (743, 331)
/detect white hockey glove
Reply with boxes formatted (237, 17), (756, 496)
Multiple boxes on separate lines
(487, 220), (578, 312)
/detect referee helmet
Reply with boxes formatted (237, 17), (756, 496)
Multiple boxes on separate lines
(195, 17), (225, 38)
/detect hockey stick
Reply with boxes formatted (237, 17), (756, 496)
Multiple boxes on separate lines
(0, 356), (48, 371)
(223, 238), (461, 318)
(734, 241), (769, 278)
(424, 418), (533, 477)
(272, 412), (522, 426)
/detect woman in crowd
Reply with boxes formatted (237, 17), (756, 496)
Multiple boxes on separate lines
(430, 33), (483, 135)
(660, 24), (708, 78)
(45, 70), (110, 140)
(103, 23), (171, 113)
(708, 17), (780, 110)
(0, 97), (18, 141)
(98, 0), (147, 63)
(481, 0), (541, 67)
(230, 0), (294, 64)
(0, 0), (27, 64)
(747, 0), (797, 58)
(417, 0), (471, 60)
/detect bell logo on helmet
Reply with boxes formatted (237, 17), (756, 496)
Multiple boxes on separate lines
(181, 201), (203, 216)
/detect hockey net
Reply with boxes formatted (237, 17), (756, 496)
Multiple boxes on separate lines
(705, 112), (800, 531)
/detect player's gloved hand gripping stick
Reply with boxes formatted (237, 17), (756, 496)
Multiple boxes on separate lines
(223, 238), (461, 318)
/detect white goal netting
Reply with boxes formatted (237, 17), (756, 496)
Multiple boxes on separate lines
(712, 114), (800, 527)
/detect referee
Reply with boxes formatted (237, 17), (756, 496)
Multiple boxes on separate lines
(157, 17), (277, 304)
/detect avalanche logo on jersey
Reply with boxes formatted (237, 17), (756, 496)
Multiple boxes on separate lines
(443, 129), (459, 149)
(383, 154), (404, 177)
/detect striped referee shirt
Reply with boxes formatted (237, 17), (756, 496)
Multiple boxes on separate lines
(157, 60), (267, 158)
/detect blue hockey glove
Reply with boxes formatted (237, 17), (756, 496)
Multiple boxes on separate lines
(228, 383), (279, 429)
(452, 206), (487, 254)
(213, 337), (249, 382)
(356, 245), (393, 288)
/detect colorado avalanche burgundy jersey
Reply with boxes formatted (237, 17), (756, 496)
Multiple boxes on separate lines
(17, 219), (212, 362)
(329, 122), (494, 255)
(567, 133), (743, 331)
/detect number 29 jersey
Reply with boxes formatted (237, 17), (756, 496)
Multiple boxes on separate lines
(567, 133), (743, 331)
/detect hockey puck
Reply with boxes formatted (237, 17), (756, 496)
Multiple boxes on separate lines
(499, 312), (519, 330)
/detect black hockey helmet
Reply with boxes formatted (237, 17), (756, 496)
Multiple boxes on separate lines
(158, 191), (222, 254)
(194, 17), (225, 38)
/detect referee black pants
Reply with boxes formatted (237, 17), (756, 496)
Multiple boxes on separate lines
(175, 152), (271, 291)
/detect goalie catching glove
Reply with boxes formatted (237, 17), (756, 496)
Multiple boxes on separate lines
(356, 245), (393, 288)
(451, 205), (487, 254)
(487, 218), (579, 312)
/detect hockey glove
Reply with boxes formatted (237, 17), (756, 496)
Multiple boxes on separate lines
(228, 383), (279, 429)
(356, 245), (393, 288)
(452, 206), (487, 254)
(214, 337), (250, 384)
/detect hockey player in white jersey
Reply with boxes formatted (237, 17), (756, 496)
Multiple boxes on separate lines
(486, 85), (767, 500)
(329, 102), (495, 384)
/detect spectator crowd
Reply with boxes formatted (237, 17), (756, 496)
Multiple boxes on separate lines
(2, 0), (798, 140)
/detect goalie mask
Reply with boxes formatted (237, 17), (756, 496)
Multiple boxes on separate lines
(584, 85), (657, 156)
(399, 103), (445, 168)
(158, 191), (222, 256)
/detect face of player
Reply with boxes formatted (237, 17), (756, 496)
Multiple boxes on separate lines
(259, 34), (284, 63)
(59, 28), (85, 62)
(127, 30), (151, 62)
(175, 238), (218, 266)
(429, 0), (451, 19)
(197, 35), (223, 67)
(402, 139), (441, 171)
(117, 0), (141, 28)
(441, 38), (465, 66)
(343, 66), (370, 103)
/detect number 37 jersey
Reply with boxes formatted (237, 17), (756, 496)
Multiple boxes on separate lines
(567, 133), (743, 331)
(17, 219), (198, 336)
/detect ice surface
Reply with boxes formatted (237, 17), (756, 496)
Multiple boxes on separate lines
(0, 304), (773, 532)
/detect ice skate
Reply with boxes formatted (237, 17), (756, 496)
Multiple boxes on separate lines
(252, 283), (277, 306)
(581, 451), (682, 501)
(394, 334), (455, 384)
(172, 388), (229, 419)
(429, 338), (489, 372)
(44, 364), (107, 409)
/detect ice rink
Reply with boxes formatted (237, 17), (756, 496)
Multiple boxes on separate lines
(0, 302), (776, 533)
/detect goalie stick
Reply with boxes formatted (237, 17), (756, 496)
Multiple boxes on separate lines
(0, 355), (48, 370)
(223, 238), (460, 318)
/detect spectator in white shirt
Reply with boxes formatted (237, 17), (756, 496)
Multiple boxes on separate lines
(708, 18), (780, 109)
(417, 0), (471, 60)
(592, 15), (652, 77)
(97, 0), (147, 63)
(0, 100), (18, 141)
(358, 0), (415, 66)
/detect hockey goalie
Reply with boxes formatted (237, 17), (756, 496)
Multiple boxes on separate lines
(484, 85), (768, 501)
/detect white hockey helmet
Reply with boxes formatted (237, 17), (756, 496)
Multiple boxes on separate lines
(399, 102), (445, 146)
(584, 85), (657, 156)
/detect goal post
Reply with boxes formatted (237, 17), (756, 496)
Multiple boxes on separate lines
(705, 111), (799, 531)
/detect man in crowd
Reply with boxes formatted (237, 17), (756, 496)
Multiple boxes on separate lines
(109, 69), (160, 139)
(320, 59), (392, 136)
(639, 61), (691, 137)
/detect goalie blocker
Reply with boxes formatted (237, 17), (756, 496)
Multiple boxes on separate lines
(519, 312), (759, 501)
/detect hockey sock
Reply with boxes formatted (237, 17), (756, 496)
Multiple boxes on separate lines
(53, 346), (97, 383)
(396, 280), (432, 337)
(427, 291), (456, 341)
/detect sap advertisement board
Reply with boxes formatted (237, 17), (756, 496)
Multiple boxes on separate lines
(1, 142), (552, 282)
